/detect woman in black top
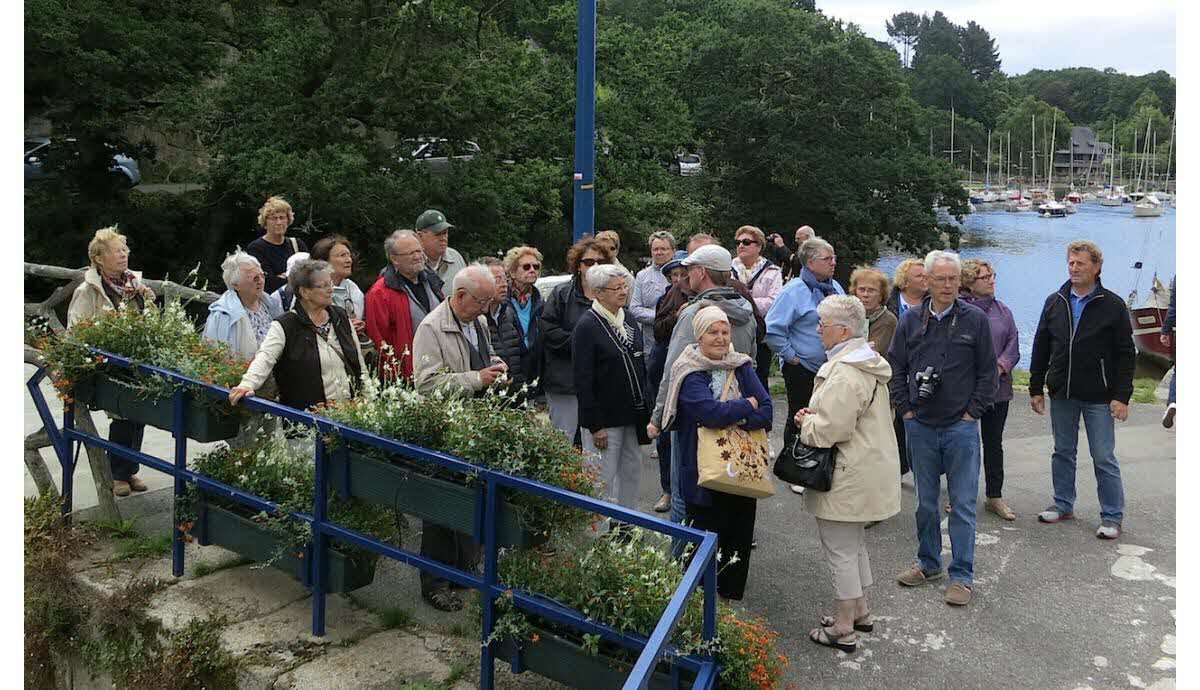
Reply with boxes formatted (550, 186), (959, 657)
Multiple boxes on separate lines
(246, 196), (309, 294)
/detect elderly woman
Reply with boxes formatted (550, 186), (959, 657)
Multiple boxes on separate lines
(659, 306), (773, 600)
(573, 263), (649, 512)
(67, 226), (157, 497)
(794, 295), (899, 653)
(229, 260), (366, 412)
(488, 247), (544, 398)
(310, 235), (364, 325)
(247, 195), (309, 294)
(732, 225), (783, 387)
(849, 266), (898, 356)
(960, 259), (1020, 521)
(204, 251), (284, 359)
(541, 237), (614, 441)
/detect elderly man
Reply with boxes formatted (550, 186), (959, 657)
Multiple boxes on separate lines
(767, 225), (816, 280)
(886, 258), (928, 319)
(765, 237), (844, 494)
(630, 231), (677, 361)
(1029, 240), (1135, 540)
(410, 264), (506, 611)
(416, 209), (467, 284)
(889, 251), (997, 607)
(364, 229), (445, 380)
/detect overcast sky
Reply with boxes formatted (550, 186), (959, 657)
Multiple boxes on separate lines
(824, 1), (1177, 77)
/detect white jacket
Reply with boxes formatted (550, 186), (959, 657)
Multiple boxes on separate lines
(67, 267), (152, 328)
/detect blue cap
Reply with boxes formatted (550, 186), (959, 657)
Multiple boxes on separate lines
(660, 250), (689, 276)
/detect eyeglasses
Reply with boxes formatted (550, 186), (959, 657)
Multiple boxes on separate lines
(579, 258), (611, 267)
(464, 291), (494, 307)
(975, 273), (996, 282)
(930, 275), (959, 285)
(600, 284), (629, 292)
(309, 282), (334, 290)
(814, 255), (836, 263)
(520, 262), (541, 271)
(736, 238), (759, 247)
(817, 321), (847, 331)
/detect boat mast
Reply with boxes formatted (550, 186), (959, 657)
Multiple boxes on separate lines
(968, 144), (974, 183)
(1164, 114), (1175, 193)
(1048, 113), (1057, 195)
(1030, 115), (1037, 192)
(985, 130), (991, 190)
(1110, 120), (1116, 191)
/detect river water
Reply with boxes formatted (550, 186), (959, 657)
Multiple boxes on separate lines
(874, 202), (1176, 370)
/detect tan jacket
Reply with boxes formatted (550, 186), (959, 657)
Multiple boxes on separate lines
(800, 337), (900, 522)
(67, 267), (152, 328)
(413, 300), (494, 395)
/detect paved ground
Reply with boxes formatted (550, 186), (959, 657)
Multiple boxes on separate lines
(27, 370), (1176, 689)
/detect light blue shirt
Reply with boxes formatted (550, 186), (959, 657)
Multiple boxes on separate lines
(511, 295), (534, 347)
(764, 277), (845, 373)
(929, 299), (954, 321)
(1067, 284), (1100, 330)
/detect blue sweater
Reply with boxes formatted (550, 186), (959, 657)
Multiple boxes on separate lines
(675, 363), (774, 507)
(765, 276), (844, 373)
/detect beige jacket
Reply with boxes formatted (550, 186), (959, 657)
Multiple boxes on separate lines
(800, 337), (900, 522)
(413, 300), (494, 395)
(67, 267), (152, 328)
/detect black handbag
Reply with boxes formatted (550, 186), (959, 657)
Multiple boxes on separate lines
(772, 381), (882, 492)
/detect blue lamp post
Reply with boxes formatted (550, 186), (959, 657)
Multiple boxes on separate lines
(572, 0), (597, 242)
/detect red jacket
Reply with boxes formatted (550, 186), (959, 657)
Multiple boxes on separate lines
(364, 275), (415, 380)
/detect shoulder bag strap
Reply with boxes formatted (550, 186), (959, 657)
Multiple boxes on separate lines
(289, 236), (299, 253)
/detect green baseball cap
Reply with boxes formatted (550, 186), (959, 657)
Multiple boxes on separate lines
(415, 209), (454, 234)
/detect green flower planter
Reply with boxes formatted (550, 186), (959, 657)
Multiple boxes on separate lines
(495, 626), (698, 690)
(74, 372), (240, 443)
(194, 500), (377, 593)
(328, 449), (548, 549)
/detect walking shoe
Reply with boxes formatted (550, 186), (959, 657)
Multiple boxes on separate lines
(896, 563), (946, 587)
(985, 498), (1016, 521)
(128, 476), (148, 492)
(1037, 506), (1074, 523)
(653, 494), (670, 513)
(1096, 521), (1122, 540)
(112, 480), (131, 497)
(944, 582), (973, 606)
(790, 484), (805, 495)
(1162, 403), (1176, 429)
(650, 446), (659, 459)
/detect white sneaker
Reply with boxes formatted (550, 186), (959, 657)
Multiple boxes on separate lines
(1162, 403), (1176, 429)
(790, 484), (805, 495)
(650, 446), (659, 459)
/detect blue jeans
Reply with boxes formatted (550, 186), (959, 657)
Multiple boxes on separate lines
(1049, 398), (1125, 524)
(669, 430), (688, 559)
(1168, 366), (1176, 406)
(905, 418), (982, 585)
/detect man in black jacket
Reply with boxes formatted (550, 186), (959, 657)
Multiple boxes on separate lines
(1029, 240), (1135, 540)
(888, 250), (998, 607)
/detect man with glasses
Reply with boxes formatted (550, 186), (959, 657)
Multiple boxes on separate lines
(365, 229), (445, 380)
(765, 237), (844, 494)
(888, 251), (997, 607)
(411, 264), (507, 611)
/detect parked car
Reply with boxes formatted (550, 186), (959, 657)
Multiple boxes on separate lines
(395, 138), (482, 172)
(24, 136), (141, 187)
(677, 152), (703, 176)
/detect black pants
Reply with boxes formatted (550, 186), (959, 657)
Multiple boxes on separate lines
(893, 410), (909, 475)
(754, 342), (773, 391)
(108, 419), (145, 481)
(685, 492), (757, 600)
(782, 362), (817, 447)
(980, 401), (1010, 498)
(419, 521), (482, 596)
(657, 432), (672, 494)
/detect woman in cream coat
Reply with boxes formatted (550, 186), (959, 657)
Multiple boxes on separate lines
(795, 295), (899, 655)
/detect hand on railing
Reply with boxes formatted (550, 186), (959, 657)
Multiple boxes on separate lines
(228, 386), (254, 406)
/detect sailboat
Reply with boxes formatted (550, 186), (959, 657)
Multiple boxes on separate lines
(1037, 114), (1067, 217)
(1128, 275), (1174, 367)
(1133, 118), (1164, 218)
(1100, 121), (1123, 207)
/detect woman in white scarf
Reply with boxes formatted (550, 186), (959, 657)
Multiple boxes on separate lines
(661, 305), (773, 600)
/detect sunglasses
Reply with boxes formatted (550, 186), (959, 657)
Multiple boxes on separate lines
(736, 238), (759, 247)
(520, 262), (541, 271)
(580, 258), (611, 267)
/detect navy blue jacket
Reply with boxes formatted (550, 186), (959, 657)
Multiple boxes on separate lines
(675, 363), (774, 507)
(887, 297), (998, 426)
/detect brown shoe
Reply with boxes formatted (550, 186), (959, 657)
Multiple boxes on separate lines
(985, 497), (1015, 521)
(896, 563), (946, 587)
(128, 476), (148, 492)
(653, 494), (670, 513)
(944, 582), (973, 606)
(113, 480), (131, 497)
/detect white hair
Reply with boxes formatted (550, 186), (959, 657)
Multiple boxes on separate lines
(384, 229), (419, 258)
(221, 251), (263, 290)
(924, 250), (961, 274)
(799, 237), (834, 267)
(584, 262), (633, 291)
(817, 294), (867, 338)
(452, 264), (494, 294)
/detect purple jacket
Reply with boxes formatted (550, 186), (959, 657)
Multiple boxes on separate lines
(963, 294), (1019, 402)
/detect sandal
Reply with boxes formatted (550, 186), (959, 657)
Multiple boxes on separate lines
(422, 589), (463, 612)
(819, 614), (873, 632)
(808, 626), (857, 653)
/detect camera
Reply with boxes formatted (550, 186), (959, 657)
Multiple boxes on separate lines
(914, 366), (941, 405)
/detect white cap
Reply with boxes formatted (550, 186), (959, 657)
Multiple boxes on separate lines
(285, 252), (311, 276)
(680, 244), (732, 272)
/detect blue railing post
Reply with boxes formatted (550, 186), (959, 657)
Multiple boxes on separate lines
(61, 398), (76, 519)
(312, 428), (328, 637)
(479, 477), (500, 690)
(171, 388), (188, 578)
(572, 0), (597, 242)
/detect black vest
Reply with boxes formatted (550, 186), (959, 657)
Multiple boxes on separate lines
(273, 305), (363, 411)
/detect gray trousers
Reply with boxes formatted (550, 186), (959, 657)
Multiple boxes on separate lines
(546, 392), (579, 442)
(581, 425), (644, 510)
(815, 517), (873, 600)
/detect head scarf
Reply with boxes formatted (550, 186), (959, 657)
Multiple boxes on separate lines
(692, 304), (729, 341)
(659, 305), (752, 432)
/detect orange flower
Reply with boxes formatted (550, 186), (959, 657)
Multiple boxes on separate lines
(530, 633), (540, 643)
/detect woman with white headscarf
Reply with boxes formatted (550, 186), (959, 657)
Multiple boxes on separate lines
(660, 305), (774, 600)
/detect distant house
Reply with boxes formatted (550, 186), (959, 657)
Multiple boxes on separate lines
(1053, 127), (1110, 180)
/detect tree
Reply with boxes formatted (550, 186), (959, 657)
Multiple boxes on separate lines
(959, 21), (1001, 81)
(885, 11), (922, 68)
(910, 54), (986, 123)
(911, 11), (961, 72)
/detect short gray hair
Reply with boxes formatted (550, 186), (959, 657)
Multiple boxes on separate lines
(799, 237), (834, 267)
(452, 264), (494, 294)
(817, 294), (866, 338)
(288, 259), (333, 294)
(221, 251), (263, 290)
(924, 250), (961, 274)
(384, 229), (418, 258)
(585, 262), (633, 291)
(648, 230), (676, 249)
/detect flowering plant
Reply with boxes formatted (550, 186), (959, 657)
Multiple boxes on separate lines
(489, 532), (788, 690)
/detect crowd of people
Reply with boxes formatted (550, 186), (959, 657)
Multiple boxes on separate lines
(66, 194), (1154, 632)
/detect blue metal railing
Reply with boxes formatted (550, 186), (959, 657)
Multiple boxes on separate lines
(27, 349), (720, 690)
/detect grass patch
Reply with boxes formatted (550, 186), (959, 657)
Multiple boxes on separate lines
(443, 659), (469, 686)
(191, 557), (250, 579)
(1011, 368), (1159, 403)
(768, 377), (786, 397)
(114, 534), (173, 560)
(379, 607), (414, 629)
(88, 518), (139, 539)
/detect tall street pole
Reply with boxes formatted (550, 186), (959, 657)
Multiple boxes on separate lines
(572, 0), (597, 242)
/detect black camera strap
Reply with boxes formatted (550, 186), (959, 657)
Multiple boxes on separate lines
(918, 302), (959, 378)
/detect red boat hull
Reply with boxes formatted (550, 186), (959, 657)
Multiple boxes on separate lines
(1130, 307), (1174, 366)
